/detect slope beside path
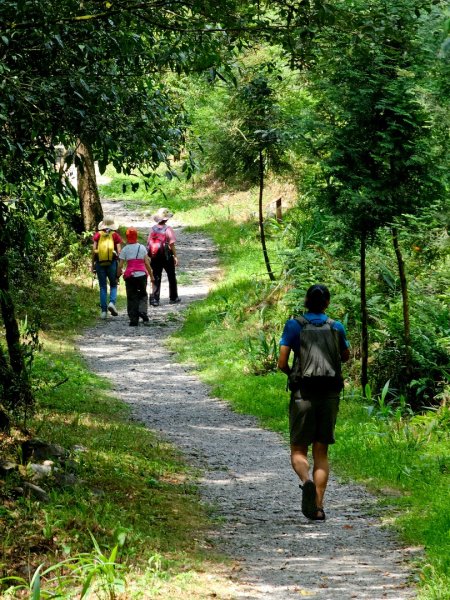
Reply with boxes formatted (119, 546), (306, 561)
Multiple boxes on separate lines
(78, 200), (418, 599)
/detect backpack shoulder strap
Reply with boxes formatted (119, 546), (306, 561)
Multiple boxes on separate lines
(151, 224), (168, 235)
(294, 315), (309, 327)
(298, 316), (334, 328)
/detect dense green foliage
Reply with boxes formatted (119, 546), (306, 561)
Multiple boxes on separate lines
(280, 0), (449, 398)
(0, 0), (279, 413)
(291, 0), (449, 234)
(184, 0), (450, 405)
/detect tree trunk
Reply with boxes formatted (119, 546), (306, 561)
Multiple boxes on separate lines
(258, 150), (275, 282)
(392, 226), (412, 378)
(0, 343), (13, 392)
(0, 344), (14, 429)
(0, 229), (34, 411)
(76, 138), (103, 232)
(360, 230), (369, 394)
(0, 405), (10, 431)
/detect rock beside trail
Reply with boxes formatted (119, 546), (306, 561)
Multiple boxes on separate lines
(22, 438), (68, 463)
(1, 439), (85, 503)
(22, 481), (50, 503)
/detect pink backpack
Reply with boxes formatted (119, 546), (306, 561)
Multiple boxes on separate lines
(147, 225), (168, 258)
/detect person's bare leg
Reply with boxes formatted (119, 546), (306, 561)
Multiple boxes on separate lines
(291, 444), (311, 483)
(312, 442), (329, 509)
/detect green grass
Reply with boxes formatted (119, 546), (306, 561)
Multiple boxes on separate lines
(0, 248), (232, 598)
(100, 165), (214, 221)
(98, 170), (450, 599)
(333, 399), (450, 599)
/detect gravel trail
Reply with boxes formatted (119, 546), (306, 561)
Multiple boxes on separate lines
(78, 200), (418, 599)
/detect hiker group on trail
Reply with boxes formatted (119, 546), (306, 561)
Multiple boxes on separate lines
(91, 208), (180, 326)
(278, 284), (350, 521)
(92, 215), (351, 523)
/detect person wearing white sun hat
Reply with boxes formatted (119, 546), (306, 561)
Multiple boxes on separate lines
(92, 216), (122, 319)
(146, 208), (180, 306)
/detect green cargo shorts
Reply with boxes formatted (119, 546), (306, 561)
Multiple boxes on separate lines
(289, 389), (340, 446)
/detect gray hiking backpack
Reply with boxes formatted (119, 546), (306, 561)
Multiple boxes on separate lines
(288, 316), (343, 393)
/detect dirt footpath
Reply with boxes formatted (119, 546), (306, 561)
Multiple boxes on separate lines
(78, 200), (418, 599)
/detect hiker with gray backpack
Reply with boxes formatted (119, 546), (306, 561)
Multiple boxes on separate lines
(278, 284), (350, 521)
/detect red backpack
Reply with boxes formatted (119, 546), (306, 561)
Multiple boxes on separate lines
(147, 224), (168, 258)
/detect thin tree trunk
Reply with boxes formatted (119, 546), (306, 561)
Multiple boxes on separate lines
(76, 138), (103, 232)
(0, 404), (10, 432)
(258, 150), (275, 282)
(0, 345), (12, 431)
(360, 230), (369, 394)
(392, 226), (412, 378)
(0, 343), (13, 392)
(0, 229), (34, 411)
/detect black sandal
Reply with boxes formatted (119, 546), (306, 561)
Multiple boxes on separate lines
(311, 508), (326, 521)
(299, 480), (317, 519)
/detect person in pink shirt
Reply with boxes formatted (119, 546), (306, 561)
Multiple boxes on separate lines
(117, 227), (154, 326)
(147, 208), (180, 307)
